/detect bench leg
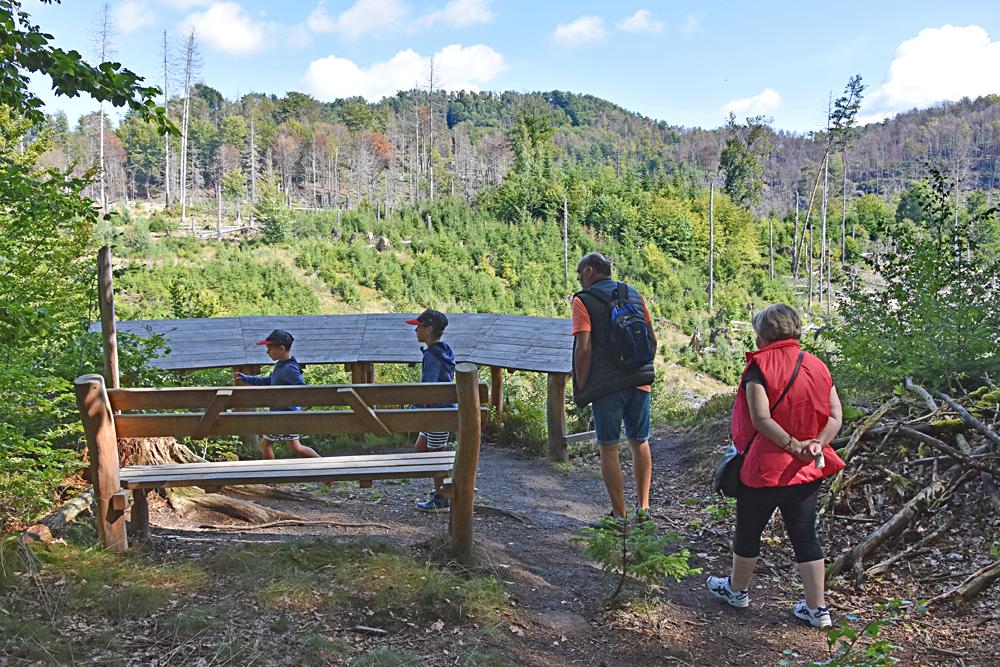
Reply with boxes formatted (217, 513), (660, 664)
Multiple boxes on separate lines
(450, 363), (482, 562)
(130, 489), (150, 543)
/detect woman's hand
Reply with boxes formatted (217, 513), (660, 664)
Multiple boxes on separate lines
(790, 439), (817, 463)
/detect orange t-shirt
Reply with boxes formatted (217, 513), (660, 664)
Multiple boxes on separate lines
(571, 295), (653, 392)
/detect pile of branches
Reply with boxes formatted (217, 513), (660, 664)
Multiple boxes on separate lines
(821, 378), (1000, 608)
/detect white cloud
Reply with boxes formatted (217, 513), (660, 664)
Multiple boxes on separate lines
(308, 0), (410, 38)
(423, 0), (494, 28)
(304, 43), (506, 101)
(617, 9), (662, 33)
(552, 16), (606, 46)
(860, 24), (1000, 123)
(682, 14), (700, 34)
(179, 2), (266, 55)
(721, 88), (782, 116)
(159, 0), (212, 8)
(115, 0), (156, 33)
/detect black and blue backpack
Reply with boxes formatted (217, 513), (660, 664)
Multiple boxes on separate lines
(583, 282), (656, 369)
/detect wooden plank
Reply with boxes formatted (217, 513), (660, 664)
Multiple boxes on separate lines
(113, 407), (487, 438)
(120, 451), (455, 474)
(563, 430), (596, 446)
(74, 374), (127, 553)
(547, 373), (568, 462)
(190, 389), (232, 440)
(108, 383), (487, 411)
(97, 246), (120, 389)
(451, 363), (482, 562)
(120, 457), (456, 482)
(121, 464), (455, 489)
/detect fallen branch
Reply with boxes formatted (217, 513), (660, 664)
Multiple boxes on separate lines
(897, 427), (1000, 476)
(957, 433), (1000, 513)
(199, 518), (390, 531)
(839, 397), (902, 463)
(18, 490), (94, 545)
(473, 504), (530, 524)
(863, 514), (958, 579)
(827, 462), (970, 585)
(927, 559), (1000, 607)
(931, 389), (1000, 449)
(905, 378), (939, 413)
(831, 422), (938, 448)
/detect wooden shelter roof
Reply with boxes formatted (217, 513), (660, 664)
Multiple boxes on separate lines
(94, 313), (574, 374)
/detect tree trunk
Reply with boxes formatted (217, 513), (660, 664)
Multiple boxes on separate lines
(709, 182), (715, 311)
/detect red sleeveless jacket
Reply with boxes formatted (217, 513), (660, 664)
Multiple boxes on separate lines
(731, 339), (845, 488)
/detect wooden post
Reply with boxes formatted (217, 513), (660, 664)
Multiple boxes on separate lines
(546, 372), (568, 462)
(350, 363), (367, 384)
(450, 363), (482, 562)
(489, 366), (503, 427)
(234, 364), (260, 453)
(364, 362), (375, 384)
(97, 246), (120, 389)
(74, 373), (127, 552)
(131, 489), (150, 543)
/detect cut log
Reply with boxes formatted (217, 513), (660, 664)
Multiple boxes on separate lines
(18, 490), (95, 545)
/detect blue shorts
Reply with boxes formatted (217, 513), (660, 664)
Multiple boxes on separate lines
(591, 388), (651, 444)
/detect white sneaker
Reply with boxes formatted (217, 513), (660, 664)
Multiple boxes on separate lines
(793, 600), (832, 628)
(706, 575), (749, 608)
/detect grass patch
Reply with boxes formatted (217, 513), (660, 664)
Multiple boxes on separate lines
(205, 539), (507, 623)
(351, 647), (424, 666)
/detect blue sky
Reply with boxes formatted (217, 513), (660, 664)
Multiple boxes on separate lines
(26, 0), (1000, 133)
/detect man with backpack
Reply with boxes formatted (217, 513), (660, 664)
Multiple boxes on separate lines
(572, 252), (657, 527)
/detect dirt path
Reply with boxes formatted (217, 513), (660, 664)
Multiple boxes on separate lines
(147, 432), (998, 666)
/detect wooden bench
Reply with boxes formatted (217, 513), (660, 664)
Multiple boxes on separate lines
(74, 363), (486, 560)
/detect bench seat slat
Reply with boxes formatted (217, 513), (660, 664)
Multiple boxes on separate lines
(119, 454), (455, 479)
(120, 463), (455, 489)
(121, 451), (455, 473)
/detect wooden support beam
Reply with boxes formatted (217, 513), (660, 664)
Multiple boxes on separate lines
(109, 490), (129, 513)
(338, 388), (392, 436)
(350, 363), (367, 384)
(233, 365), (261, 453)
(563, 430), (596, 446)
(490, 366), (503, 426)
(451, 363), (482, 562)
(191, 389), (233, 440)
(97, 246), (120, 389)
(546, 373), (568, 462)
(130, 489), (150, 542)
(74, 373), (127, 552)
(364, 362), (375, 384)
(358, 480), (373, 488)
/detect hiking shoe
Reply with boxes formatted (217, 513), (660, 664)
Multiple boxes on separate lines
(706, 575), (749, 608)
(633, 507), (652, 525)
(415, 491), (450, 512)
(587, 512), (628, 532)
(793, 600), (832, 628)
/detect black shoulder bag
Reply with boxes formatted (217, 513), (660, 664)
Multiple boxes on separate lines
(712, 351), (804, 498)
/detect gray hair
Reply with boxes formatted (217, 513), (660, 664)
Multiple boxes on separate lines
(578, 251), (612, 277)
(752, 304), (801, 344)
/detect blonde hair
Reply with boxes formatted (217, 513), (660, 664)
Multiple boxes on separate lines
(752, 304), (801, 344)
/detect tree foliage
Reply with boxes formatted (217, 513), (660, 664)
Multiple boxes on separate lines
(828, 168), (1000, 392)
(719, 113), (773, 208)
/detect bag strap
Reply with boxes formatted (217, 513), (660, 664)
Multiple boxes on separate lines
(769, 351), (804, 415)
(743, 351), (804, 456)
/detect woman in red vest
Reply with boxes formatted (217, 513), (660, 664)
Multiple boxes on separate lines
(706, 304), (845, 628)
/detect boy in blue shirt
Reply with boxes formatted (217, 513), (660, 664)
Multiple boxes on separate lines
(233, 329), (321, 460)
(405, 309), (456, 511)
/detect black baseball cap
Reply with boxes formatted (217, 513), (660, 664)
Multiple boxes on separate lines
(405, 309), (448, 332)
(256, 329), (294, 348)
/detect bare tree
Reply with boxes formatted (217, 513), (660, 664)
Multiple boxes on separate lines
(161, 30), (173, 207)
(179, 28), (201, 233)
(426, 61), (436, 200)
(91, 2), (116, 212)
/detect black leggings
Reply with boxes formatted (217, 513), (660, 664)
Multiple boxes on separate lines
(733, 479), (824, 563)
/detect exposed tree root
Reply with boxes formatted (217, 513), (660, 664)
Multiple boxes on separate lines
(198, 518), (390, 531)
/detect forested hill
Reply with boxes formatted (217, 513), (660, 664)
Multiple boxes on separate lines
(44, 87), (1000, 216)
